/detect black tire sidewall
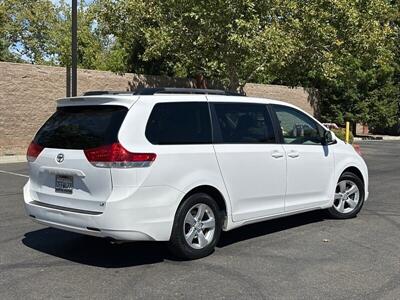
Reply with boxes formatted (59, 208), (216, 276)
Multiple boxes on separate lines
(168, 193), (222, 260)
(328, 172), (365, 219)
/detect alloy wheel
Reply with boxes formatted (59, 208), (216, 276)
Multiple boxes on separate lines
(183, 203), (216, 249)
(334, 180), (360, 214)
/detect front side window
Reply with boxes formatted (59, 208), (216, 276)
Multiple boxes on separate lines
(211, 103), (275, 144)
(146, 102), (212, 144)
(272, 105), (323, 145)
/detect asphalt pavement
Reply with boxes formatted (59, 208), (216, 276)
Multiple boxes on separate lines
(0, 141), (399, 299)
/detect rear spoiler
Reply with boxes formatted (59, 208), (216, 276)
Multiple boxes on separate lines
(56, 96), (138, 108)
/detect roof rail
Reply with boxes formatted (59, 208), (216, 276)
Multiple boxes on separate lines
(83, 91), (132, 96)
(83, 88), (245, 97)
(133, 87), (243, 96)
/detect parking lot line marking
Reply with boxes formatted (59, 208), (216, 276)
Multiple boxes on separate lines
(0, 170), (29, 178)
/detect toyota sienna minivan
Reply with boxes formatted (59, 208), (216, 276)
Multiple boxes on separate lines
(24, 88), (369, 259)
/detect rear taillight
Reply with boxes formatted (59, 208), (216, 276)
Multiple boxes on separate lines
(27, 142), (44, 162)
(84, 143), (156, 168)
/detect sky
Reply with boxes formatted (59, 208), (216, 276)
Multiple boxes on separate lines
(52, 0), (71, 4)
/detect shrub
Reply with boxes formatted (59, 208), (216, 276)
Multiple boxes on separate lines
(332, 128), (354, 144)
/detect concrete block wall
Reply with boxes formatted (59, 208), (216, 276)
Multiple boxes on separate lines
(0, 62), (314, 156)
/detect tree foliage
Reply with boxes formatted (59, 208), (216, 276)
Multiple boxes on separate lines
(0, 0), (20, 61)
(0, 0), (398, 129)
(285, 0), (400, 128)
(96, 0), (399, 128)
(96, 0), (300, 89)
(0, 0), (124, 69)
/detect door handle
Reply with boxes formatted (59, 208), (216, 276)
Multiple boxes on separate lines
(287, 151), (300, 158)
(271, 151), (284, 159)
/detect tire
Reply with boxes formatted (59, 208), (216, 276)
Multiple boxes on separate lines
(168, 193), (222, 260)
(327, 172), (365, 219)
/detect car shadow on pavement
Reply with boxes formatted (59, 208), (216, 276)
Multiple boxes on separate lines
(22, 210), (326, 268)
(22, 229), (171, 268)
(217, 210), (326, 248)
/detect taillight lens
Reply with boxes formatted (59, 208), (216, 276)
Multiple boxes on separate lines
(84, 143), (156, 168)
(27, 142), (44, 162)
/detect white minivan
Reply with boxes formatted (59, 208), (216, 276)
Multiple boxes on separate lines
(24, 88), (369, 259)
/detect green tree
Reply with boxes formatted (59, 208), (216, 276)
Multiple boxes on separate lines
(1, 0), (125, 69)
(0, 1), (12, 61)
(96, 0), (299, 88)
(96, 0), (399, 130)
(1, 0), (59, 64)
(281, 0), (399, 129)
(1, 0), (398, 130)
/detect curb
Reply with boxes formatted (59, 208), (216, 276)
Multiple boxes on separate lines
(0, 155), (27, 164)
(354, 136), (400, 141)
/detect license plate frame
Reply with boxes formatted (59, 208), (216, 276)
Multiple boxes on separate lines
(55, 175), (73, 194)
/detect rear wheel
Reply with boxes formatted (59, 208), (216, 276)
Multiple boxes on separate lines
(168, 193), (222, 260)
(327, 172), (365, 219)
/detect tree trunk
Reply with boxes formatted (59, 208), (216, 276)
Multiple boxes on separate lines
(227, 71), (240, 92)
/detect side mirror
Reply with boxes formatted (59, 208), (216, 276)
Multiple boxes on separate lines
(322, 130), (336, 145)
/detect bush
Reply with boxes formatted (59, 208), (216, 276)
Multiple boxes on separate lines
(332, 128), (354, 144)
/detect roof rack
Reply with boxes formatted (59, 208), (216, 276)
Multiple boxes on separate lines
(83, 88), (244, 97)
(83, 90), (132, 96)
(133, 87), (243, 96)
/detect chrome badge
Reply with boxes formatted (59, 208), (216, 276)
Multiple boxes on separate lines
(56, 153), (64, 163)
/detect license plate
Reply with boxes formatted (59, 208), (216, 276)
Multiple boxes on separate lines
(55, 175), (73, 194)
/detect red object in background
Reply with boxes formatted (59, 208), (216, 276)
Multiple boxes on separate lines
(353, 144), (362, 156)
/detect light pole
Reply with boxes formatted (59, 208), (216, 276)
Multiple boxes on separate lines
(71, 0), (78, 96)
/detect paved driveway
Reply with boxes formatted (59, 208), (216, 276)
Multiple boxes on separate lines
(0, 141), (399, 299)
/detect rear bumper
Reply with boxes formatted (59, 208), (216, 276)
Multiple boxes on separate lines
(23, 180), (183, 241)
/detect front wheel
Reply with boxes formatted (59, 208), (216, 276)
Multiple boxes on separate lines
(168, 193), (222, 260)
(327, 172), (365, 219)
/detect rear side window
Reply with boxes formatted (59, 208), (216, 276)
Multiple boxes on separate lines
(211, 103), (276, 144)
(146, 102), (212, 144)
(34, 105), (128, 149)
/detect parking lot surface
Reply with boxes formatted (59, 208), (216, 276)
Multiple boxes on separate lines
(0, 141), (399, 299)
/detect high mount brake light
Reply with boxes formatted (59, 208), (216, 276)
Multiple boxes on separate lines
(84, 143), (156, 168)
(27, 142), (44, 162)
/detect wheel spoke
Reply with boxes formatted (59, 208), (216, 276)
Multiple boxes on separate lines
(185, 227), (196, 244)
(196, 204), (206, 221)
(339, 181), (347, 193)
(185, 213), (196, 226)
(346, 184), (358, 196)
(334, 193), (342, 200)
(197, 231), (208, 248)
(337, 199), (345, 213)
(202, 218), (215, 229)
(346, 198), (357, 208)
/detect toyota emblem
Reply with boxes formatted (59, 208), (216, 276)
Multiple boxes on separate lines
(56, 153), (64, 163)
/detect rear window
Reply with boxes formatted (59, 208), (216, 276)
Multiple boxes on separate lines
(34, 105), (128, 149)
(145, 102), (212, 144)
